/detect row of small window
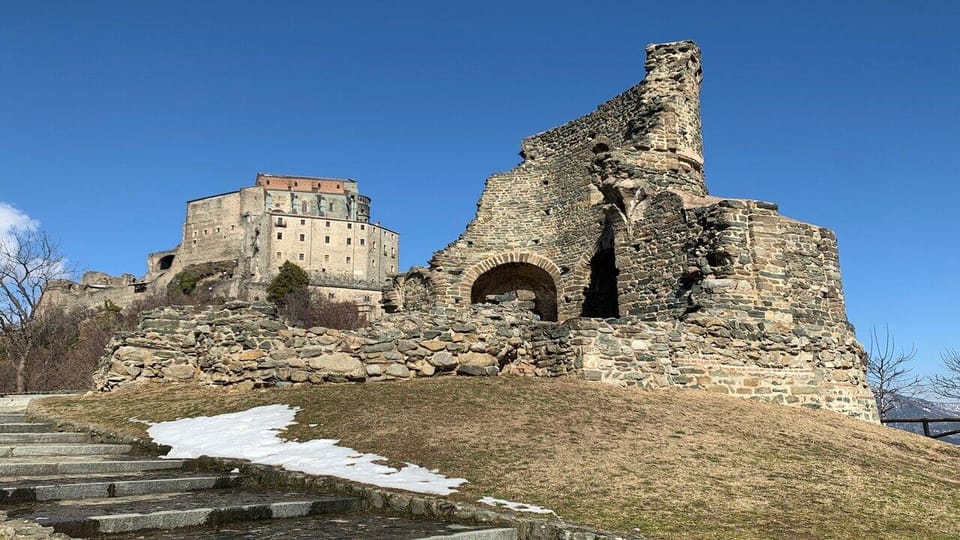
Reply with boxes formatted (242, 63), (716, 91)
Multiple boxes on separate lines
(275, 252), (395, 272)
(275, 232), (395, 256)
(279, 217), (366, 231)
(276, 231), (368, 246)
(191, 225), (235, 237)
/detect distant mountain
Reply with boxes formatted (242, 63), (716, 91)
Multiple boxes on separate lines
(882, 395), (960, 445)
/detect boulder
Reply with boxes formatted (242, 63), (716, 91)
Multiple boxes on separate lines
(385, 363), (411, 378)
(428, 351), (458, 369)
(460, 352), (497, 367)
(162, 364), (195, 379)
(308, 353), (364, 378)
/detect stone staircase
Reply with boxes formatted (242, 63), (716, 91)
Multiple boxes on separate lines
(0, 411), (516, 539)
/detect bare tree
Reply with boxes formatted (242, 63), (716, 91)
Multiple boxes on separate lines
(931, 349), (960, 401)
(0, 227), (72, 392)
(866, 326), (923, 419)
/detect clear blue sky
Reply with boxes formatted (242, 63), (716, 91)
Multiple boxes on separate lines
(2, 1), (958, 378)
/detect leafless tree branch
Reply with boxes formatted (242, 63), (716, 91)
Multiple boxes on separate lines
(866, 325), (923, 419)
(932, 348), (960, 401)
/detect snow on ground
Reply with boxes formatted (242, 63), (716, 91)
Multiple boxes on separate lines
(146, 404), (467, 495)
(477, 496), (555, 514)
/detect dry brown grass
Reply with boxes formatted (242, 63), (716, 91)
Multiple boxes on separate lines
(33, 378), (960, 539)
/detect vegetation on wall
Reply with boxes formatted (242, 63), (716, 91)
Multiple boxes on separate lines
(265, 261), (363, 330)
(166, 260), (237, 297)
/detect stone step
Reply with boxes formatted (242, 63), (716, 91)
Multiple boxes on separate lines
(9, 490), (360, 537)
(100, 515), (517, 539)
(417, 530), (518, 540)
(0, 432), (91, 444)
(0, 474), (242, 504)
(0, 459), (186, 477)
(0, 423), (50, 433)
(0, 414), (27, 423)
(0, 443), (131, 457)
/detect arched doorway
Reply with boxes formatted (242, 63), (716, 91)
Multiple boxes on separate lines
(470, 262), (558, 322)
(157, 254), (175, 271)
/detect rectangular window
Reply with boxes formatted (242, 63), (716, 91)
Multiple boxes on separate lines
(347, 223), (352, 229)
(326, 221), (330, 227)
(360, 224), (365, 231)
(328, 202), (334, 211)
(346, 256), (351, 263)
(324, 236), (330, 243)
(298, 253), (305, 261)
(360, 238), (365, 246)
(328, 292), (335, 299)
(324, 254), (329, 262)
(299, 234), (305, 241)
(346, 238), (352, 245)
(277, 232), (283, 240)
(276, 252), (281, 258)
(363, 295), (371, 301)
(300, 219), (305, 225)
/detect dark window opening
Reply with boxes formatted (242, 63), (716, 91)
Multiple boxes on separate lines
(157, 254), (175, 271)
(581, 248), (620, 318)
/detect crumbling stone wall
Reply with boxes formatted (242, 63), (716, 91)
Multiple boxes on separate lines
(95, 301), (574, 392)
(423, 41), (706, 321)
(381, 40), (877, 421)
(96, 301), (876, 421)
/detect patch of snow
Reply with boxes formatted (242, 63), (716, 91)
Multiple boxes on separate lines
(478, 496), (555, 514)
(146, 404), (467, 495)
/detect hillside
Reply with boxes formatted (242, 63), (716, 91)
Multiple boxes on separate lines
(33, 378), (960, 539)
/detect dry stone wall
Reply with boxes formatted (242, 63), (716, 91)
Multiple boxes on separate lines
(95, 301), (575, 391)
(95, 301), (877, 421)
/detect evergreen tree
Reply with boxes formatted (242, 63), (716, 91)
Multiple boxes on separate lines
(266, 261), (309, 305)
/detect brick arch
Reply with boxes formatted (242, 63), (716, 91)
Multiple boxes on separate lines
(461, 252), (563, 321)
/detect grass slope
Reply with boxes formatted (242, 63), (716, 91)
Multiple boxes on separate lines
(34, 378), (960, 539)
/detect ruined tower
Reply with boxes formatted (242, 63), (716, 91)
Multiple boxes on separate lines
(388, 41), (878, 420)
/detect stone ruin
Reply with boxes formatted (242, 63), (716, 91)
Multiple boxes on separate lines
(97, 41), (879, 421)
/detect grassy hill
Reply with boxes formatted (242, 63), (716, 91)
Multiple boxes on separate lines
(33, 378), (960, 539)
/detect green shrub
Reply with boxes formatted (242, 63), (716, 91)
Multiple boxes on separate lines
(168, 269), (200, 296)
(267, 261), (310, 305)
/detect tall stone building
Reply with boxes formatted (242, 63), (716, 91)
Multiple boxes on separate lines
(44, 173), (399, 318)
(386, 41), (878, 419)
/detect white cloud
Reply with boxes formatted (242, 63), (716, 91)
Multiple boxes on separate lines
(0, 202), (38, 235)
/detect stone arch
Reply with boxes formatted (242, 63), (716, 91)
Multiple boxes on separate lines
(462, 252), (561, 322)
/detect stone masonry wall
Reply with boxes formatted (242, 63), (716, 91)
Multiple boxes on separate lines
(95, 301), (574, 392)
(425, 42), (705, 321)
(95, 301), (877, 421)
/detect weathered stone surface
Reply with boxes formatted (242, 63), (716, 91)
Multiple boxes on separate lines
(460, 352), (497, 368)
(385, 363), (410, 378)
(162, 364), (195, 379)
(419, 339), (447, 352)
(308, 353), (364, 377)
(428, 352), (457, 369)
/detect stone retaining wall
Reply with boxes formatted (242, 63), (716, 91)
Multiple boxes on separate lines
(95, 301), (575, 392)
(95, 301), (877, 421)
